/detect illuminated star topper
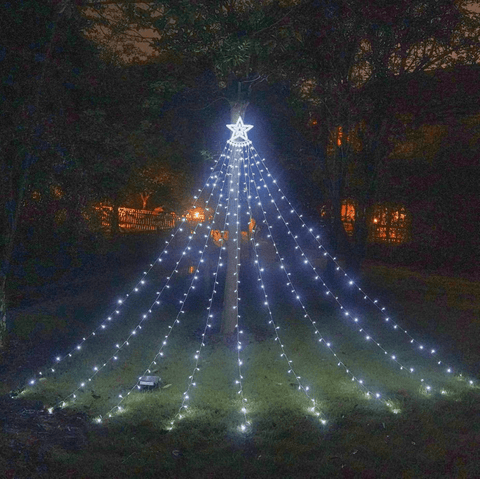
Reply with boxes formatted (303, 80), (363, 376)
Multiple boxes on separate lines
(227, 117), (253, 144)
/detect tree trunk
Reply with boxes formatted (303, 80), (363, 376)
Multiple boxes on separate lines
(0, 9), (62, 349)
(327, 192), (352, 284)
(0, 155), (31, 349)
(140, 192), (150, 210)
(220, 100), (248, 339)
(111, 203), (120, 236)
(230, 101), (249, 124)
(349, 201), (370, 277)
(220, 147), (241, 339)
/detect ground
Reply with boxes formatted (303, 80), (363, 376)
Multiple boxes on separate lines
(1, 235), (479, 478)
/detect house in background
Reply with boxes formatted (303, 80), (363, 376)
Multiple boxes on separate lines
(340, 200), (410, 245)
(321, 65), (480, 270)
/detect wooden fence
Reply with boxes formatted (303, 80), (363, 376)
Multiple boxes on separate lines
(97, 206), (176, 233)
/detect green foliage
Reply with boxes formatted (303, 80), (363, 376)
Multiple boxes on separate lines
(145, 78), (185, 107)
(281, 0), (480, 265)
(0, 1), (102, 347)
(121, 127), (192, 211)
(85, 0), (305, 102)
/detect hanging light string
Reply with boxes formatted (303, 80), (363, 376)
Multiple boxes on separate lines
(251, 149), (476, 388)
(242, 149), (328, 425)
(230, 148), (250, 432)
(168, 144), (238, 430)
(47, 150), (231, 409)
(102, 151), (235, 420)
(169, 208), (229, 430)
(248, 211), (328, 424)
(247, 149), (444, 395)
(243, 149), (388, 408)
(24, 147), (231, 391)
(29, 115), (474, 430)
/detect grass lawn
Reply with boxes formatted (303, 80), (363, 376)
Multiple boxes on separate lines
(1, 237), (479, 478)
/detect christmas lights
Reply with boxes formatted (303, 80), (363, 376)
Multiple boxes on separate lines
(246, 194), (328, 424)
(212, 144), (251, 430)
(105, 144), (241, 421)
(168, 164), (233, 430)
(24, 117), (477, 433)
(24, 146), (231, 391)
(250, 149), (476, 389)
(246, 149), (443, 394)
(227, 117), (253, 145)
(43, 152), (231, 410)
(241, 153), (386, 408)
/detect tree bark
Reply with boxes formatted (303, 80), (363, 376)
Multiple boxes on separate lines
(140, 192), (150, 210)
(0, 150), (32, 348)
(348, 200), (370, 277)
(230, 101), (249, 124)
(220, 142), (241, 339)
(220, 100), (248, 339)
(111, 203), (120, 236)
(0, 7), (64, 349)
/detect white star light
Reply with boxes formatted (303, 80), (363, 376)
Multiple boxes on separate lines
(227, 117), (253, 144)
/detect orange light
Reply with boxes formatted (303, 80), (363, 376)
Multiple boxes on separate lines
(337, 126), (343, 146)
(339, 200), (408, 244)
